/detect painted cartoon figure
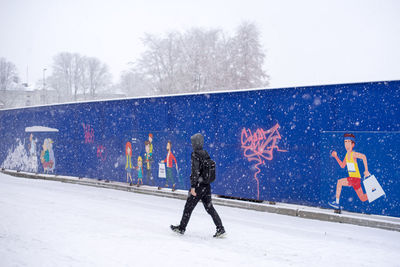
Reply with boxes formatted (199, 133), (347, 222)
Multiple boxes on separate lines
(148, 133), (153, 157)
(28, 133), (37, 156)
(136, 156), (144, 186)
(40, 138), (55, 173)
(27, 133), (39, 172)
(328, 133), (371, 209)
(160, 141), (179, 191)
(144, 140), (155, 186)
(125, 142), (134, 185)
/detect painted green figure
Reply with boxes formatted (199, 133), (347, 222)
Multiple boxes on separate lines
(144, 140), (155, 186)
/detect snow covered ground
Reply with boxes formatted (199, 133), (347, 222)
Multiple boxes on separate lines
(0, 173), (399, 267)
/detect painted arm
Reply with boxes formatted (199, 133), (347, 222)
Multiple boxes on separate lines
(354, 152), (370, 177)
(331, 151), (346, 168)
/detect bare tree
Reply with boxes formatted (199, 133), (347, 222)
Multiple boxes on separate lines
(50, 52), (74, 101)
(49, 52), (112, 102)
(71, 53), (85, 101)
(86, 57), (111, 97)
(0, 58), (19, 91)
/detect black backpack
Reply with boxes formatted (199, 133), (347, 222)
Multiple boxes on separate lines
(194, 151), (216, 184)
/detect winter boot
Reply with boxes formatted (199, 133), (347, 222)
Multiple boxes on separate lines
(213, 227), (226, 238)
(170, 225), (185, 235)
(172, 184), (176, 192)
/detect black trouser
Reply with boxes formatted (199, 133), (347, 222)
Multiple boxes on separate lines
(179, 184), (223, 230)
(145, 167), (155, 186)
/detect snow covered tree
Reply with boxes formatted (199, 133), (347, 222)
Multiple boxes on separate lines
(136, 32), (183, 95)
(0, 57), (19, 91)
(230, 22), (269, 89)
(180, 28), (227, 92)
(120, 68), (151, 97)
(121, 22), (269, 95)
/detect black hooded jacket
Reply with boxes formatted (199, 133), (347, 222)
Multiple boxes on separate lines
(190, 133), (210, 188)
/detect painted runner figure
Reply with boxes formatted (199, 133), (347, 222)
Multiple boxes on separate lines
(329, 133), (370, 209)
(171, 133), (226, 238)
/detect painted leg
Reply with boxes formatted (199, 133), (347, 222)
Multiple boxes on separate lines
(336, 178), (349, 200)
(355, 188), (368, 202)
(329, 178), (348, 209)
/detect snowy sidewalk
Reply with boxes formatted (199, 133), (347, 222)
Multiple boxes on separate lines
(2, 169), (400, 232)
(1, 171), (399, 267)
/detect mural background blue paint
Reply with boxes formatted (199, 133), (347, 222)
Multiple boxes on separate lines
(1, 81), (399, 217)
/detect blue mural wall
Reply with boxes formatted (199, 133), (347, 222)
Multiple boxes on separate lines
(1, 80), (399, 217)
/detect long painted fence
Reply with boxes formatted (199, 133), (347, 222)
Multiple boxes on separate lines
(1, 80), (399, 217)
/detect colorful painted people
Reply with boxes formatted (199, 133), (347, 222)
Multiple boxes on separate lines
(148, 133), (153, 157)
(125, 142), (134, 185)
(40, 138), (55, 173)
(160, 141), (179, 191)
(328, 133), (370, 209)
(136, 156), (144, 186)
(144, 140), (155, 186)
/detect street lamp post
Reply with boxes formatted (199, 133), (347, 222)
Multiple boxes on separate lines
(43, 68), (47, 104)
(43, 68), (47, 90)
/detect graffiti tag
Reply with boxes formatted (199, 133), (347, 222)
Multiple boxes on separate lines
(82, 123), (95, 144)
(97, 145), (107, 161)
(241, 123), (287, 199)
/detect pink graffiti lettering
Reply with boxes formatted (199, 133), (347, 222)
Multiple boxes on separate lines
(82, 123), (95, 144)
(97, 145), (107, 161)
(241, 123), (287, 200)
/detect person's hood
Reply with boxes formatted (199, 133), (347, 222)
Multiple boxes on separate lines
(191, 133), (204, 151)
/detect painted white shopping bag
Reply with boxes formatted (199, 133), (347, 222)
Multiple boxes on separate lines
(158, 163), (166, 178)
(363, 174), (385, 203)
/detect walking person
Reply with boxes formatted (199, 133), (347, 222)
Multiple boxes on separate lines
(170, 133), (226, 238)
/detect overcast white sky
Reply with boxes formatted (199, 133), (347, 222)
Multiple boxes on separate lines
(1, 0), (399, 89)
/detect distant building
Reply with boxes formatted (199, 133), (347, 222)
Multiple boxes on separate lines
(0, 84), (126, 109)
(0, 84), (58, 109)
